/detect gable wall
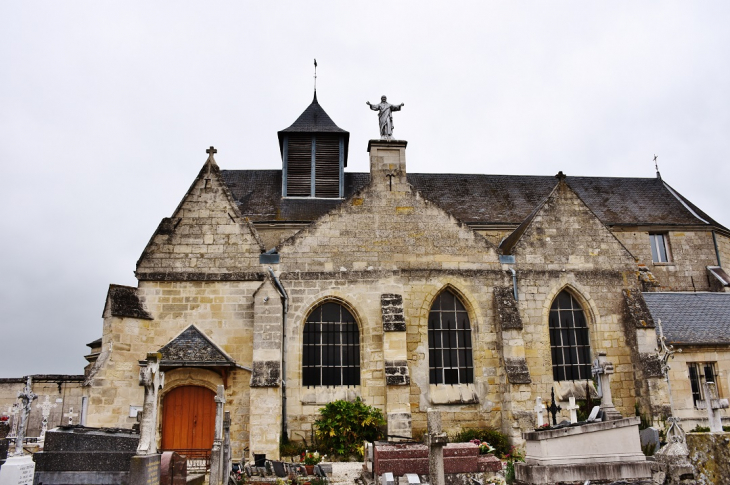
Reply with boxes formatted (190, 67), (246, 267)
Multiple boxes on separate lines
(715, 233), (730, 270)
(613, 230), (718, 291)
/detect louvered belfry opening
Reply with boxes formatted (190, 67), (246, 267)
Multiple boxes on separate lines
(278, 92), (349, 198)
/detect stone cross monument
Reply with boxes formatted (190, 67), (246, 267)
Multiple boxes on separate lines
(136, 352), (165, 455)
(209, 385), (226, 485)
(366, 96), (404, 140)
(63, 407), (78, 426)
(534, 397), (546, 427)
(426, 408), (448, 485)
(13, 377), (37, 456)
(566, 396), (580, 424)
(699, 382), (729, 432)
(37, 396), (57, 444)
(591, 352), (621, 420)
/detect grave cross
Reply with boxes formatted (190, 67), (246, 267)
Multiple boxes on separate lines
(14, 376), (38, 456)
(534, 396), (546, 427)
(547, 387), (562, 426)
(37, 395), (57, 442)
(592, 352), (622, 420)
(566, 396), (580, 424)
(64, 407), (78, 425)
(699, 382), (729, 432)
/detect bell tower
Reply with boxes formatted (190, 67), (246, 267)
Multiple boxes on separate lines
(277, 92), (349, 198)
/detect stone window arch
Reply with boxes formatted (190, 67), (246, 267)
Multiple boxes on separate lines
(549, 290), (592, 381)
(302, 301), (360, 387)
(428, 289), (474, 385)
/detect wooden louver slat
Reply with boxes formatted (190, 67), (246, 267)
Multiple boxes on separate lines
(286, 135), (313, 196)
(315, 135), (340, 198)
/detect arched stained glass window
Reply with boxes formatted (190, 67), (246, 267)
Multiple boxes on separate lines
(302, 301), (360, 387)
(549, 291), (592, 381)
(428, 290), (473, 385)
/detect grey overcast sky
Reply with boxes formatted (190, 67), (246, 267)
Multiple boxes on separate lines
(1, 2), (729, 377)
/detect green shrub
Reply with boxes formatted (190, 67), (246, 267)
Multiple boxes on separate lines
(313, 397), (385, 459)
(452, 428), (510, 458)
(691, 424), (710, 433)
(280, 436), (307, 458)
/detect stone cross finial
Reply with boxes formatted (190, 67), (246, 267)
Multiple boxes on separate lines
(136, 352), (165, 455)
(14, 376), (38, 456)
(547, 387), (562, 426)
(566, 396), (580, 424)
(534, 396), (546, 427)
(206, 146), (217, 155)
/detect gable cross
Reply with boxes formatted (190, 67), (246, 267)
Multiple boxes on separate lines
(206, 146), (217, 156)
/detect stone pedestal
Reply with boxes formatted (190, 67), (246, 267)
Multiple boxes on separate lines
(129, 454), (161, 485)
(0, 455), (35, 485)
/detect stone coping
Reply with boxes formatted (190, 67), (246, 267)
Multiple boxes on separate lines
(522, 417), (640, 441)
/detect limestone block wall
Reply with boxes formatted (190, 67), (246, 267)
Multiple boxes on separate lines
(613, 229), (718, 292)
(666, 346), (730, 429)
(715, 232), (730, 269)
(85, 280), (259, 460)
(0, 377), (84, 438)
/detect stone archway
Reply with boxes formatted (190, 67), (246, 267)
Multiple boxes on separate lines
(161, 385), (215, 457)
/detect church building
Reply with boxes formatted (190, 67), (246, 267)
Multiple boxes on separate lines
(82, 91), (730, 462)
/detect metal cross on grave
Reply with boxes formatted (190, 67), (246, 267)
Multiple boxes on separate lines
(64, 406), (79, 425)
(547, 387), (562, 426)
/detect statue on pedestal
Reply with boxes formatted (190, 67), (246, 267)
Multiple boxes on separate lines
(14, 376), (37, 456)
(366, 95), (404, 140)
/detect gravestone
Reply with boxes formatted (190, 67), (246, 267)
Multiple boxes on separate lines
(591, 352), (622, 420)
(36, 396), (57, 446)
(426, 409), (447, 485)
(160, 452), (187, 485)
(33, 427), (139, 484)
(0, 377), (37, 485)
(698, 382), (729, 432)
(534, 397), (545, 427)
(209, 385), (226, 485)
(640, 427), (660, 454)
(130, 353), (164, 485)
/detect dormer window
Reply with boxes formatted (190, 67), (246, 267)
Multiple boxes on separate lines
(278, 93), (349, 199)
(650, 233), (671, 263)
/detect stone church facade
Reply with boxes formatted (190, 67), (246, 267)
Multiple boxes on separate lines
(81, 93), (730, 461)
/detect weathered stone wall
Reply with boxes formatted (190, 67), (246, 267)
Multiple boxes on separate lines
(666, 346), (730, 429)
(0, 377), (84, 438)
(687, 432), (730, 485)
(613, 229), (718, 292)
(85, 280), (260, 460)
(715, 232), (730, 270)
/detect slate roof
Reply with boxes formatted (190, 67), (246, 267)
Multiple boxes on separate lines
(643, 292), (730, 345)
(279, 93), (348, 134)
(104, 284), (153, 320)
(158, 325), (236, 367)
(220, 170), (725, 230)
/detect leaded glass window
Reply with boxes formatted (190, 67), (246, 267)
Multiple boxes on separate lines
(302, 302), (360, 387)
(428, 290), (474, 385)
(549, 291), (592, 381)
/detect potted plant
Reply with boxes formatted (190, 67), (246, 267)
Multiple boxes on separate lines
(302, 451), (322, 475)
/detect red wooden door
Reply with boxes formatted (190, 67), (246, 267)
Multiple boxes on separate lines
(161, 386), (215, 452)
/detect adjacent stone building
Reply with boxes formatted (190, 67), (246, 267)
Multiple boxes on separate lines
(79, 92), (730, 462)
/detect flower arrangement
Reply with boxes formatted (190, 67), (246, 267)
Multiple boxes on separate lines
(504, 445), (525, 484)
(302, 451), (322, 465)
(469, 438), (495, 455)
(0, 415), (9, 422)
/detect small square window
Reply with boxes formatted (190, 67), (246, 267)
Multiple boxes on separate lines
(649, 233), (670, 263)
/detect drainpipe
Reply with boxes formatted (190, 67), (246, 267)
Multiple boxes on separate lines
(268, 267), (289, 441)
(712, 231), (722, 267)
(509, 267), (518, 301)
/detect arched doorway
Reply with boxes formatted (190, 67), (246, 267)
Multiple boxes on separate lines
(161, 385), (215, 463)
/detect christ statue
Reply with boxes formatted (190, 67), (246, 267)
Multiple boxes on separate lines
(367, 95), (404, 140)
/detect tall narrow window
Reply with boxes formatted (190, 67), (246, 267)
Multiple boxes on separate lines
(688, 362), (719, 407)
(549, 291), (592, 381)
(302, 302), (360, 387)
(428, 290), (473, 385)
(649, 233), (670, 263)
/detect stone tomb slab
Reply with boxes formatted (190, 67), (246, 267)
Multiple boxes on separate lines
(0, 455), (35, 485)
(373, 442), (479, 476)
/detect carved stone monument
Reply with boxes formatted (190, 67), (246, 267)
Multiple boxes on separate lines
(209, 385), (226, 485)
(591, 352), (622, 420)
(37, 395), (57, 445)
(366, 96), (404, 140)
(129, 352), (164, 485)
(0, 377), (37, 485)
(426, 409), (447, 485)
(698, 382), (729, 432)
